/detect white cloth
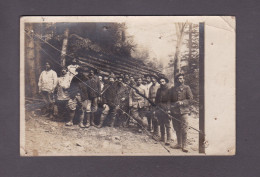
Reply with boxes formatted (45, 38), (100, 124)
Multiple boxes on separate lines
(67, 64), (79, 82)
(141, 82), (152, 98)
(57, 74), (71, 100)
(38, 70), (58, 93)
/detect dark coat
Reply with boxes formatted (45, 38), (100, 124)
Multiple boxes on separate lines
(86, 75), (101, 99)
(169, 84), (193, 115)
(102, 81), (123, 107)
(69, 72), (89, 100)
(155, 85), (170, 111)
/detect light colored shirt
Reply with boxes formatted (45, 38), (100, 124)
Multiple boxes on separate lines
(129, 85), (147, 108)
(57, 73), (71, 100)
(38, 70), (58, 93)
(67, 64), (79, 82)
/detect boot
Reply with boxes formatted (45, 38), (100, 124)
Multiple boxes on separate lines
(160, 126), (166, 142)
(96, 114), (106, 128)
(90, 112), (96, 126)
(85, 113), (90, 128)
(165, 127), (173, 146)
(153, 121), (160, 140)
(79, 113), (85, 128)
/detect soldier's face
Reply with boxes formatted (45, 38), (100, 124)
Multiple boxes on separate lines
(89, 70), (94, 76)
(99, 76), (102, 81)
(119, 78), (123, 82)
(160, 79), (166, 86)
(137, 78), (142, 85)
(125, 75), (129, 79)
(177, 76), (184, 84)
(152, 77), (157, 84)
(45, 63), (50, 70)
(146, 76), (151, 82)
(61, 69), (67, 75)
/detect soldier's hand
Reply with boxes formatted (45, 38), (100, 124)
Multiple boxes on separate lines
(103, 104), (107, 108)
(121, 97), (125, 101)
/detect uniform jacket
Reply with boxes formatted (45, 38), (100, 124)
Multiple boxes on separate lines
(69, 73), (88, 100)
(169, 84), (193, 115)
(102, 81), (127, 107)
(86, 75), (101, 99)
(155, 85), (170, 111)
(129, 84), (146, 109)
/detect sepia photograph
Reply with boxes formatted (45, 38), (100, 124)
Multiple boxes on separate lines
(20, 16), (235, 156)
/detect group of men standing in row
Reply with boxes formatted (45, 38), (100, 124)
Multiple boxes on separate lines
(37, 58), (193, 152)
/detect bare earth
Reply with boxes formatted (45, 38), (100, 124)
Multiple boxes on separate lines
(23, 111), (200, 156)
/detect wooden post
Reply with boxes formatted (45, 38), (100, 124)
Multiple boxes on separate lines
(61, 28), (69, 67)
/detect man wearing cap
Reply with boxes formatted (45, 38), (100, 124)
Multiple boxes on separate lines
(96, 75), (122, 128)
(155, 76), (173, 146)
(148, 75), (160, 137)
(169, 73), (193, 153)
(142, 75), (154, 132)
(86, 69), (101, 127)
(38, 62), (58, 119)
(129, 77), (148, 132)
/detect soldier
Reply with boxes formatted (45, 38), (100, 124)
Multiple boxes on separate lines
(67, 58), (80, 83)
(169, 73), (193, 153)
(69, 68), (91, 128)
(148, 75), (160, 137)
(86, 69), (101, 127)
(96, 75), (123, 128)
(142, 75), (153, 131)
(55, 68), (71, 120)
(38, 62), (58, 119)
(129, 77), (148, 133)
(155, 76), (173, 146)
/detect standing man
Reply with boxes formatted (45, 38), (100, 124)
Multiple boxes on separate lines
(38, 62), (58, 119)
(142, 75), (153, 132)
(148, 75), (160, 137)
(155, 76), (172, 146)
(67, 58), (80, 82)
(86, 69), (101, 126)
(55, 68), (71, 120)
(96, 75), (120, 128)
(129, 77), (147, 132)
(169, 73), (193, 153)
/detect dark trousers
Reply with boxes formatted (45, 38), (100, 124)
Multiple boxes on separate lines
(156, 110), (172, 141)
(172, 113), (189, 148)
(40, 91), (54, 115)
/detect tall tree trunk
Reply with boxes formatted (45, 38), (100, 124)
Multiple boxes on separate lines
(174, 22), (187, 78)
(61, 28), (69, 67)
(188, 23), (192, 71)
(25, 23), (38, 97)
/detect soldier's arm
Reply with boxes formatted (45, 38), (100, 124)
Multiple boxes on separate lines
(182, 86), (193, 106)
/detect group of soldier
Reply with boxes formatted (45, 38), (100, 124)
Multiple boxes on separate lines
(37, 58), (193, 153)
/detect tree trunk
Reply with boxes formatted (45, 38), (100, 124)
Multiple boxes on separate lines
(174, 23), (187, 78)
(61, 28), (69, 67)
(25, 23), (38, 97)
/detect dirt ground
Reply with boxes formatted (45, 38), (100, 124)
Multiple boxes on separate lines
(22, 111), (200, 156)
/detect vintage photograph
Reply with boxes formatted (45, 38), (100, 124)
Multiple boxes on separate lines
(20, 16), (235, 156)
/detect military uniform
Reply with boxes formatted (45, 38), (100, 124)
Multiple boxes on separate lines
(129, 85), (147, 128)
(169, 84), (193, 149)
(155, 84), (172, 144)
(148, 82), (160, 135)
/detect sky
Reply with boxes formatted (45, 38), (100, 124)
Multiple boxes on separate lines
(125, 18), (178, 67)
